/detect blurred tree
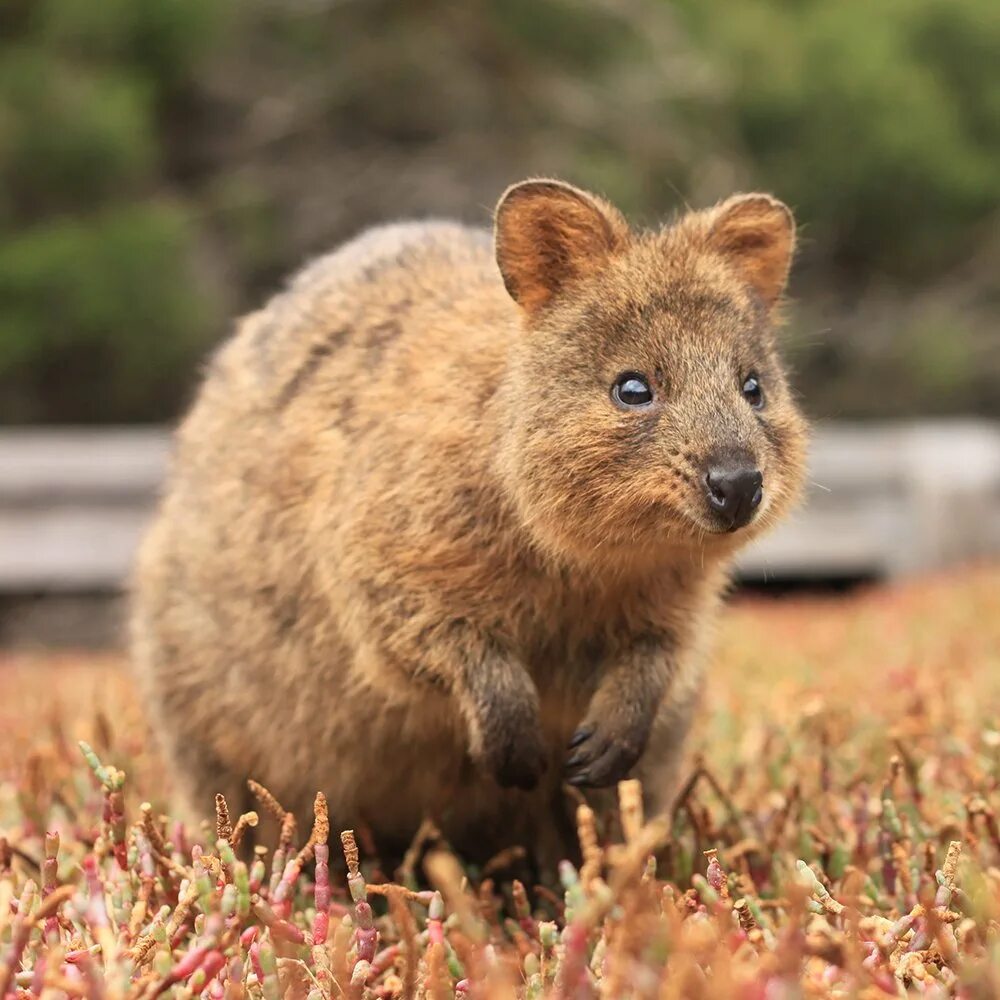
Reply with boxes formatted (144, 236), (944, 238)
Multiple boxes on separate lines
(673, 0), (1000, 280)
(0, 204), (215, 421)
(0, 0), (997, 423)
(0, 0), (228, 422)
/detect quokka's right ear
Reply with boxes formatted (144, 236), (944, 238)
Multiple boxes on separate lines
(704, 193), (796, 310)
(494, 179), (628, 316)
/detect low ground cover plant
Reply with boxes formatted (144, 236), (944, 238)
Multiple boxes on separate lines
(2, 567), (999, 997)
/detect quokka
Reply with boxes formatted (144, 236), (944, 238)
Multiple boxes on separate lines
(132, 179), (808, 867)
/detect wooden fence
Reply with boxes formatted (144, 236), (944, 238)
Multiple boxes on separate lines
(1, 422), (998, 641)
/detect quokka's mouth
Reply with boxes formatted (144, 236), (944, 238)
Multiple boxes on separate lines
(672, 497), (768, 539)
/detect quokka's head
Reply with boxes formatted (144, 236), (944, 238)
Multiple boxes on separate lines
(493, 179), (809, 567)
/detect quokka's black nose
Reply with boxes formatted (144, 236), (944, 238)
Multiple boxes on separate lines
(704, 457), (763, 531)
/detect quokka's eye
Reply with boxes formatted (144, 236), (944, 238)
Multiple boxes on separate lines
(611, 372), (653, 408)
(742, 373), (764, 409)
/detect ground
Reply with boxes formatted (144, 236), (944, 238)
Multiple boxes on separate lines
(1, 565), (999, 997)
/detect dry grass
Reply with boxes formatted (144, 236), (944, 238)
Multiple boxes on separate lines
(2, 565), (1000, 997)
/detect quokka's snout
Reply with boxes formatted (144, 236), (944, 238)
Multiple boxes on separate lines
(703, 449), (764, 532)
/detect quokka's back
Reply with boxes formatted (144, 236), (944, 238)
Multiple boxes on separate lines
(132, 180), (808, 868)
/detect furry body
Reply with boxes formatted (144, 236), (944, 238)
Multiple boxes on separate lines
(132, 182), (808, 865)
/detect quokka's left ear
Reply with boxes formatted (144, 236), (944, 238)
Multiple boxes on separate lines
(705, 194), (796, 309)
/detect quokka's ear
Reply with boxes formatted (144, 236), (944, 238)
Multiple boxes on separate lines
(705, 194), (796, 309)
(494, 179), (628, 315)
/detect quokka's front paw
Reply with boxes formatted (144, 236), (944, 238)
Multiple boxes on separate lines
(485, 723), (548, 791)
(564, 709), (652, 788)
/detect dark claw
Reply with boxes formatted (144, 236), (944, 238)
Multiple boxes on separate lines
(496, 761), (544, 792)
(565, 728), (607, 782)
(495, 751), (545, 790)
(497, 766), (541, 791)
(565, 735), (640, 788)
(492, 731), (548, 790)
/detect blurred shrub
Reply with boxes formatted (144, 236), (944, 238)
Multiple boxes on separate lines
(0, 47), (154, 218)
(0, 0), (226, 423)
(674, 0), (1000, 280)
(0, 204), (216, 422)
(0, 0), (997, 423)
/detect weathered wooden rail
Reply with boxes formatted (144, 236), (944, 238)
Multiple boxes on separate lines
(1, 423), (998, 641)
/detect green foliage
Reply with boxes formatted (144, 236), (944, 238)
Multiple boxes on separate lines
(0, 0), (226, 423)
(34, 0), (226, 91)
(0, 203), (219, 422)
(0, 46), (155, 216)
(673, 0), (1000, 280)
(0, 0), (997, 422)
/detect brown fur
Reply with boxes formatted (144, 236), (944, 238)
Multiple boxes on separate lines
(131, 180), (808, 868)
